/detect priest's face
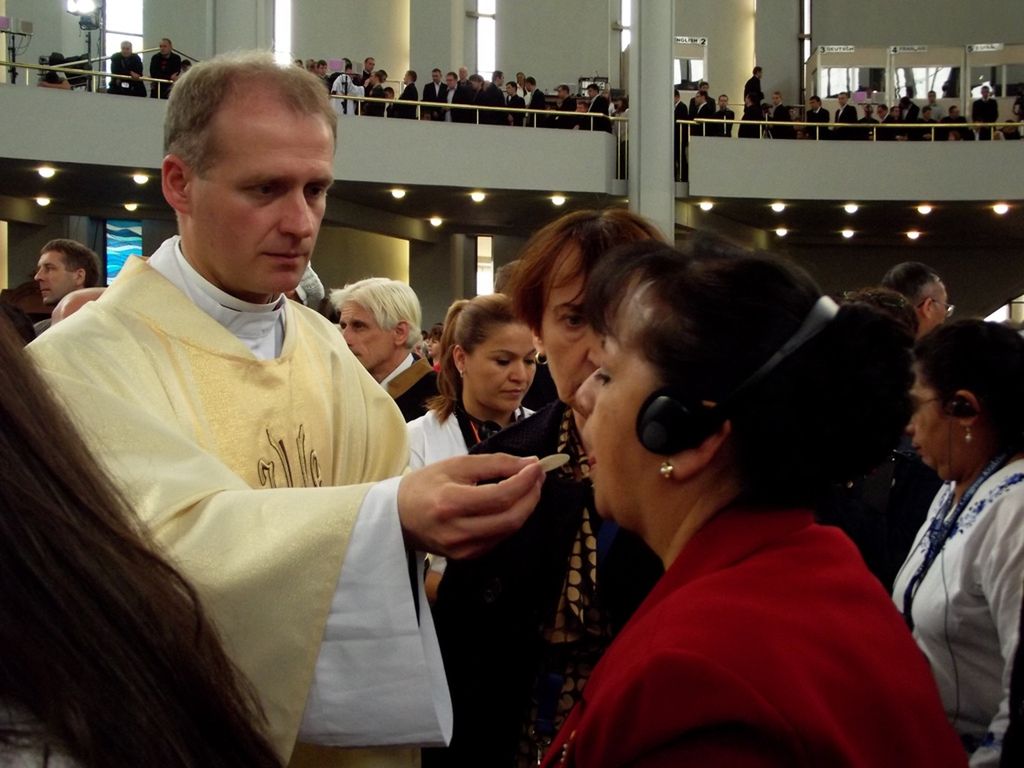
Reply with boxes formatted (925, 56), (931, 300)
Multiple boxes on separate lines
(164, 87), (334, 304)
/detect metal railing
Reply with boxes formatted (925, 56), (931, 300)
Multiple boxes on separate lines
(4, 48), (198, 92)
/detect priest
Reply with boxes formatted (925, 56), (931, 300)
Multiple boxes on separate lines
(28, 51), (543, 767)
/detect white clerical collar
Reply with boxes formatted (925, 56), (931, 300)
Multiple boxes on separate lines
(380, 352), (415, 389)
(147, 236), (287, 360)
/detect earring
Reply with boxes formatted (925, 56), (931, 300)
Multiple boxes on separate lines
(965, 426), (972, 444)
(458, 368), (464, 378)
(659, 461), (674, 479)
(536, 354), (548, 366)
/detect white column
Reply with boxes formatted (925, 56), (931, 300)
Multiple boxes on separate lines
(628, 0), (675, 239)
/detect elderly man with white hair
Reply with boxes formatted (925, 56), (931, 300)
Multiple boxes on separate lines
(333, 277), (438, 421)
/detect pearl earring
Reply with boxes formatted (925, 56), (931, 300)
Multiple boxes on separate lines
(965, 426), (972, 444)
(659, 461), (674, 479)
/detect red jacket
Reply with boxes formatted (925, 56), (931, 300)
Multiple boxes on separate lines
(543, 506), (966, 767)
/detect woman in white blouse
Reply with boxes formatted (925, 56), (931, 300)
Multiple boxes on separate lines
(408, 293), (537, 597)
(894, 319), (1024, 768)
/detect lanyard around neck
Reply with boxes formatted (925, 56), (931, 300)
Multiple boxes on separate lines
(901, 451), (1010, 630)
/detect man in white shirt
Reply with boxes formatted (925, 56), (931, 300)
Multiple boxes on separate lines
(28, 51), (543, 767)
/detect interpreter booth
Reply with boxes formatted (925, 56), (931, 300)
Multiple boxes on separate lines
(888, 45), (964, 115)
(673, 35), (709, 102)
(966, 43), (1024, 117)
(804, 45), (889, 117)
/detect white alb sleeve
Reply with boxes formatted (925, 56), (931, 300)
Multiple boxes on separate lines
(297, 477), (453, 746)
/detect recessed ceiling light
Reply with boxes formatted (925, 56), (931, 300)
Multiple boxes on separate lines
(993, 202), (1010, 215)
(917, 204), (932, 215)
(775, 228), (788, 237)
(550, 195), (566, 206)
(390, 189), (406, 199)
(843, 203), (859, 214)
(429, 216), (443, 227)
(37, 166), (56, 179)
(770, 202), (786, 213)
(123, 202), (139, 212)
(906, 230), (921, 240)
(841, 229), (854, 239)
(470, 191), (486, 203)
(35, 196), (51, 207)
(133, 173), (149, 185)
(699, 201), (714, 211)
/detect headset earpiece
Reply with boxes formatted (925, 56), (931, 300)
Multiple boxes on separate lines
(945, 396), (976, 418)
(634, 296), (840, 457)
(635, 388), (720, 455)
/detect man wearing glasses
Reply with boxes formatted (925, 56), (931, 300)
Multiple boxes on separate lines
(882, 261), (953, 339)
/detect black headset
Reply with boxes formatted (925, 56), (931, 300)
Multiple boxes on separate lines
(636, 296), (840, 455)
(944, 395), (976, 418)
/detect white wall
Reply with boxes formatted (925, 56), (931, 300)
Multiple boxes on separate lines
(676, 0), (757, 108)
(754, 0), (801, 106)
(813, 0), (1018, 47)
(314, 226), (410, 289)
(293, 0), (409, 77)
(497, 1), (615, 93)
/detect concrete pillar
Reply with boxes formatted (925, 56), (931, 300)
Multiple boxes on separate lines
(628, 0), (675, 239)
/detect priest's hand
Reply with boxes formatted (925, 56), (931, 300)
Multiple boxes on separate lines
(397, 454), (544, 559)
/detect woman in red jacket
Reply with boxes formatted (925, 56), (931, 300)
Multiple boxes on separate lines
(542, 242), (966, 768)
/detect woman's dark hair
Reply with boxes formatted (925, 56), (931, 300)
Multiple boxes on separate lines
(0, 303), (36, 345)
(914, 319), (1024, 453)
(586, 242), (914, 506)
(507, 208), (665, 333)
(428, 293), (522, 421)
(0, 320), (281, 767)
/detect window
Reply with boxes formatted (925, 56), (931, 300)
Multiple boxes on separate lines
(620, 0), (631, 53)
(477, 0), (496, 81)
(476, 236), (494, 296)
(104, 0), (143, 75)
(274, 0), (293, 65)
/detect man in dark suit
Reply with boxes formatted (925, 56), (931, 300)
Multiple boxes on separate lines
(421, 67), (447, 121)
(743, 66), (764, 106)
(356, 56), (375, 87)
(450, 71), (475, 123)
(858, 103), (879, 140)
(832, 91), (858, 140)
(767, 90), (793, 139)
(505, 82), (526, 126)
(469, 73), (505, 125)
(361, 69), (387, 117)
(393, 70), (419, 119)
(585, 83), (612, 132)
(972, 85), (999, 140)
(708, 94), (735, 137)
(550, 84), (579, 129)
(524, 76), (546, 126)
(940, 104), (974, 141)
(806, 95), (829, 139)
(674, 90), (689, 180)
(688, 81), (710, 115)
(688, 89), (714, 137)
